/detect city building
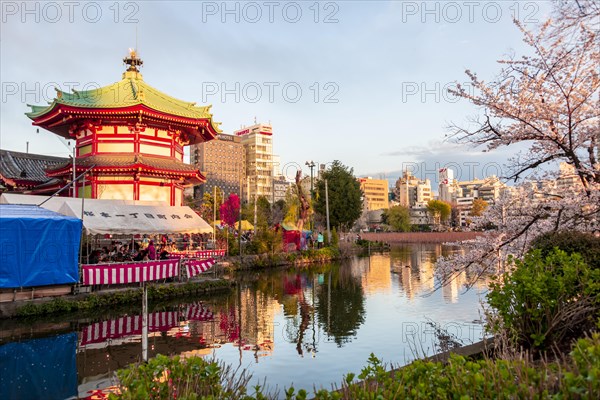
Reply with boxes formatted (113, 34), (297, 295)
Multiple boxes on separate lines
(394, 171), (432, 207)
(438, 169), (507, 226)
(555, 162), (581, 193)
(273, 176), (291, 203)
(359, 177), (389, 211)
(438, 168), (457, 203)
(190, 133), (245, 201)
(233, 123), (274, 203)
(25, 50), (221, 205)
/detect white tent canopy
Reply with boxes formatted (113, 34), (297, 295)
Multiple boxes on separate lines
(0, 193), (212, 235)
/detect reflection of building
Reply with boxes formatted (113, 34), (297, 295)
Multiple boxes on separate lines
(26, 50), (221, 205)
(362, 254), (392, 294)
(394, 171), (432, 207)
(441, 270), (467, 303)
(359, 177), (389, 211)
(239, 287), (278, 355)
(392, 244), (441, 299)
(190, 133), (245, 200)
(233, 123), (274, 203)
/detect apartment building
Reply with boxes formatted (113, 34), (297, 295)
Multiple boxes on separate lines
(359, 177), (390, 211)
(233, 123), (274, 203)
(190, 133), (245, 200)
(394, 171), (432, 207)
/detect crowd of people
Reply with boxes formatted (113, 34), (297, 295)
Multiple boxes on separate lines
(87, 233), (214, 264)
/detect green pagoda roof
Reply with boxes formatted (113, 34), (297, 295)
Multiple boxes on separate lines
(26, 70), (216, 122)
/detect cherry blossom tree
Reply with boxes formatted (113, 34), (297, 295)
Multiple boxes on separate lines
(439, 1), (600, 285)
(220, 193), (240, 228)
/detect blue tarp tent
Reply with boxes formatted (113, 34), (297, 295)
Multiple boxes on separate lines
(0, 204), (82, 288)
(0, 333), (78, 399)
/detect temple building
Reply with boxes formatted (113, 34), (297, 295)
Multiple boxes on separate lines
(0, 149), (68, 194)
(25, 50), (221, 206)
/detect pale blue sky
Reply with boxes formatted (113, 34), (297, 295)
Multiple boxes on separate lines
(0, 1), (552, 185)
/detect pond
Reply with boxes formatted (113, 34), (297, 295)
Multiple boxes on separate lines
(0, 244), (489, 399)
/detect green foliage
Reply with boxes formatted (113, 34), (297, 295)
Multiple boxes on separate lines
(249, 228), (283, 255)
(314, 161), (362, 230)
(331, 228), (339, 248)
(383, 205), (411, 232)
(201, 189), (224, 222)
(426, 200), (451, 224)
(110, 335), (600, 399)
(530, 231), (600, 269)
(563, 333), (600, 398)
(487, 249), (600, 353)
(110, 354), (255, 399)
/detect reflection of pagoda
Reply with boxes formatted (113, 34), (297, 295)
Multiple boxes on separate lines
(26, 50), (221, 205)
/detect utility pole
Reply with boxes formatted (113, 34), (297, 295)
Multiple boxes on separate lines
(325, 179), (331, 244)
(213, 186), (217, 249)
(72, 146), (76, 198)
(253, 193), (257, 235)
(305, 161), (315, 230)
(239, 177), (243, 265)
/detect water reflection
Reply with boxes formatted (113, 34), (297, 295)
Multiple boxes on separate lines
(316, 264), (365, 348)
(0, 245), (488, 399)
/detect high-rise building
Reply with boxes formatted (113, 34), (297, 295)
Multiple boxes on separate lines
(233, 123), (274, 203)
(359, 177), (389, 211)
(190, 133), (245, 201)
(438, 168), (457, 203)
(394, 171), (432, 207)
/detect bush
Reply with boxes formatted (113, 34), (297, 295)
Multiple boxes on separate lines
(110, 334), (600, 399)
(110, 354), (258, 399)
(487, 249), (600, 353)
(331, 228), (339, 248)
(530, 231), (600, 269)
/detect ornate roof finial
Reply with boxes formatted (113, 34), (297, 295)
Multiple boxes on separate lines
(123, 48), (143, 72)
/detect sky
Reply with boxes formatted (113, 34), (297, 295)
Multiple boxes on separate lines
(0, 1), (553, 187)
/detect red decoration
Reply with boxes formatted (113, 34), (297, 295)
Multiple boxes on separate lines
(219, 194), (240, 227)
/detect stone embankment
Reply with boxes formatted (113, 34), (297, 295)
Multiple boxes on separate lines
(361, 231), (483, 243)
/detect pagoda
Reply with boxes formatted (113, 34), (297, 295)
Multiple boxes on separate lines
(26, 50), (221, 206)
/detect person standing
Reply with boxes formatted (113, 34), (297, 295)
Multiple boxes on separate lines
(147, 240), (157, 260)
(317, 232), (324, 249)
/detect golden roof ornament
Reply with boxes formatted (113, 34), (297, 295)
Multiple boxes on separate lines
(123, 48), (144, 79)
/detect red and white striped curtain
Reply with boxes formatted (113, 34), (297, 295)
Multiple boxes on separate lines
(186, 303), (214, 321)
(81, 259), (180, 286)
(80, 311), (179, 345)
(184, 258), (215, 279)
(169, 249), (226, 259)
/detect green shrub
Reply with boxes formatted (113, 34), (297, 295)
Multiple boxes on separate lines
(110, 335), (600, 399)
(487, 249), (600, 353)
(530, 231), (600, 269)
(110, 354), (258, 399)
(331, 228), (339, 248)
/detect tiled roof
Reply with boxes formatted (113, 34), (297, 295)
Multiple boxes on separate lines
(25, 71), (221, 131)
(0, 149), (67, 183)
(47, 154), (200, 174)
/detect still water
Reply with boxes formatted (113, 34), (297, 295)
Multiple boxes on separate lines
(0, 244), (489, 399)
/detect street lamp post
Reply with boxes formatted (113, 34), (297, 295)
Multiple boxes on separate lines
(305, 161), (315, 231)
